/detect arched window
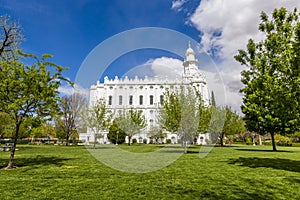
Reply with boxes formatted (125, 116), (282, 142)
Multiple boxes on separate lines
(149, 95), (154, 105)
(119, 95), (122, 105)
(108, 96), (112, 105)
(129, 95), (133, 105)
(160, 95), (164, 104)
(139, 95), (143, 105)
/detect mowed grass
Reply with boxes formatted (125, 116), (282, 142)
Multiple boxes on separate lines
(0, 144), (300, 200)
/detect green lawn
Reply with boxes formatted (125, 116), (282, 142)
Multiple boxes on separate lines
(0, 144), (300, 199)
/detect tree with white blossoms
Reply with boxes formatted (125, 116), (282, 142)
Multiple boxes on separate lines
(117, 108), (147, 146)
(82, 98), (112, 149)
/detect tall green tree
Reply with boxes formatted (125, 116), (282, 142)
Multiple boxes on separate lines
(82, 98), (112, 149)
(117, 108), (146, 146)
(0, 52), (68, 168)
(235, 7), (300, 151)
(211, 91), (216, 106)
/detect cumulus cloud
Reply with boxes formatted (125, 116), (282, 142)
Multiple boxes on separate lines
(124, 57), (184, 80)
(186, 0), (300, 113)
(150, 57), (183, 79)
(190, 0), (299, 59)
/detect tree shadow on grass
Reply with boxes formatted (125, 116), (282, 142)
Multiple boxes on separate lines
(235, 149), (292, 153)
(0, 155), (71, 169)
(228, 157), (300, 173)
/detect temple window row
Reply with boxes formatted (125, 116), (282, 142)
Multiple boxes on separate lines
(108, 95), (164, 106)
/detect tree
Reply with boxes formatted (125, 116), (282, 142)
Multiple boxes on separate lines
(211, 91), (216, 106)
(207, 106), (226, 144)
(177, 88), (199, 153)
(56, 94), (87, 145)
(18, 116), (43, 139)
(221, 107), (246, 146)
(82, 98), (112, 149)
(148, 125), (166, 144)
(0, 15), (23, 62)
(30, 121), (55, 140)
(197, 101), (211, 134)
(0, 112), (14, 138)
(234, 7), (300, 151)
(107, 118), (126, 144)
(158, 90), (181, 133)
(117, 108), (147, 146)
(0, 52), (68, 168)
(159, 87), (200, 153)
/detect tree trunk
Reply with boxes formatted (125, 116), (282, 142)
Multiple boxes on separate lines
(270, 132), (277, 151)
(93, 133), (97, 149)
(183, 141), (187, 154)
(6, 123), (20, 169)
(65, 131), (69, 146)
(128, 136), (131, 146)
(220, 133), (224, 147)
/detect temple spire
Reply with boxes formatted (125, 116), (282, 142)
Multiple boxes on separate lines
(183, 41), (199, 77)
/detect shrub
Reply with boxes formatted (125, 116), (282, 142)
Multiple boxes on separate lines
(143, 139), (147, 144)
(246, 138), (253, 145)
(132, 138), (137, 144)
(232, 138), (239, 142)
(166, 139), (171, 144)
(275, 134), (292, 146)
(205, 139), (212, 145)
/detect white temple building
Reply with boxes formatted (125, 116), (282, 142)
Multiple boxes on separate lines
(79, 43), (211, 145)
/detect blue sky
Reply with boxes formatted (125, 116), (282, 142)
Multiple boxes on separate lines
(2, 0), (298, 112)
(1, 0), (201, 81)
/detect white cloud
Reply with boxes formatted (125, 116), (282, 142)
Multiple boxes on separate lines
(124, 57), (184, 80)
(150, 57), (183, 79)
(190, 0), (299, 59)
(171, 0), (187, 12)
(58, 84), (90, 97)
(186, 0), (300, 113)
(58, 85), (74, 96)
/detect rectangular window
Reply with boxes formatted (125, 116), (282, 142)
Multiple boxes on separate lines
(150, 95), (153, 105)
(108, 96), (112, 105)
(139, 95), (143, 105)
(160, 95), (163, 104)
(119, 95), (122, 105)
(129, 95), (133, 105)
